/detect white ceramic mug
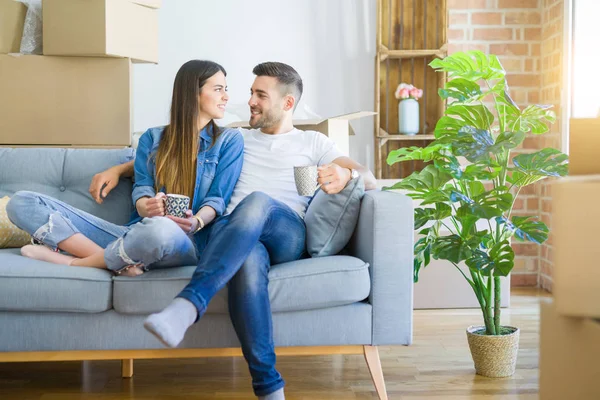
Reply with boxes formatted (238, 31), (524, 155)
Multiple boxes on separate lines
(294, 165), (320, 196)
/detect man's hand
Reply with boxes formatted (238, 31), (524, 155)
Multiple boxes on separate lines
(166, 210), (198, 234)
(137, 193), (166, 218)
(89, 166), (121, 204)
(318, 164), (352, 195)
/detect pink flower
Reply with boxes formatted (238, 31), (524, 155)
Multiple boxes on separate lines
(395, 82), (423, 100)
(398, 88), (410, 99)
(410, 88), (423, 99)
(395, 82), (415, 99)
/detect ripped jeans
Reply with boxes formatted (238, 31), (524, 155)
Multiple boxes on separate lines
(6, 191), (198, 273)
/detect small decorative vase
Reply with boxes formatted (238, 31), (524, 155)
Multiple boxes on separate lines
(398, 98), (419, 135)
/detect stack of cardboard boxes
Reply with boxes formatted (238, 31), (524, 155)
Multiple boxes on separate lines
(0, 0), (160, 147)
(540, 118), (600, 399)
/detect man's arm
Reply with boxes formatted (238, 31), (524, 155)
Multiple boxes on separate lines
(332, 156), (377, 191)
(317, 156), (377, 195)
(89, 160), (135, 204)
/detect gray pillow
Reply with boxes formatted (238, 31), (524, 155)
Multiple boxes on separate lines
(305, 176), (365, 257)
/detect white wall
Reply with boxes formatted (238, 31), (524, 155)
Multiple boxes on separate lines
(132, 0), (376, 169)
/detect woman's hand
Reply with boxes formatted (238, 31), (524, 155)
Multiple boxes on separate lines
(166, 210), (199, 234)
(136, 193), (166, 218)
(89, 166), (121, 204)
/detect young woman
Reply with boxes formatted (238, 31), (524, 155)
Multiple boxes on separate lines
(7, 60), (243, 276)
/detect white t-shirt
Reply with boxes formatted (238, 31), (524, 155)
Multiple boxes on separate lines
(225, 128), (344, 218)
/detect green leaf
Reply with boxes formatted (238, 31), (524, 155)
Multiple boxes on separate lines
(509, 148), (569, 187)
(434, 104), (495, 139)
(414, 203), (453, 230)
(463, 162), (501, 180)
(429, 51), (505, 81)
(452, 126), (495, 163)
(456, 188), (514, 220)
(497, 216), (549, 244)
(465, 240), (514, 276)
(439, 78), (483, 102)
(498, 99), (557, 134)
(495, 131), (525, 150)
(431, 235), (475, 264)
(434, 156), (462, 180)
(391, 165), (452, 201)
(414, 228), (437, 283)
(387, 143), (447, 165)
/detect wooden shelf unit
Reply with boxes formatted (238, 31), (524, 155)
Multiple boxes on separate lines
(375, 0), (448, 179)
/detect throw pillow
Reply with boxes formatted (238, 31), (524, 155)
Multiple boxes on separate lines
(0, 196), (31, 248)
(305, 176), (365, 257)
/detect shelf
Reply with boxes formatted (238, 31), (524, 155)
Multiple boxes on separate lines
(379, 44), (447, 61)
(377, 134), (436, 141)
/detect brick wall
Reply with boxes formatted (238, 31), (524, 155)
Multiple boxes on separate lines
(447, 0), (564, 288)
(538, 0), (564, 292)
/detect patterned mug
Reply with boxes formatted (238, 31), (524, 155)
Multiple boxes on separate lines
(164, 194), (190, 218)
(294, 165), (320, 196)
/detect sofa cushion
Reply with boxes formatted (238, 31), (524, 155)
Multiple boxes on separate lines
(113, 255), (371, 315)
(0, 147), (135, 225)
(0, 248), (113, 313)
(0, 196), (31, 248)
(305, 176), (365, 257)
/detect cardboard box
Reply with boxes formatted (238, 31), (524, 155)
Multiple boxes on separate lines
(552, 175), (600, 318)
(539, 299), (600, 400)
(228, 111), (376, 156)
(569, 118), (600, 175)
(43, 0), (158, 63)
(0, 0), (26, 54)
(131, 0), (161, 8)
(0, 55), (132, 146)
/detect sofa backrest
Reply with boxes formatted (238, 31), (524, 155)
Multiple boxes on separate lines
(0, 147), (135, 225)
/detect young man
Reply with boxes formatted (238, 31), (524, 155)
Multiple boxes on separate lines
(92, 62), (376, 400)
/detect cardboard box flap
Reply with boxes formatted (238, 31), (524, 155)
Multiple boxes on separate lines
(330, 111), (377, 121)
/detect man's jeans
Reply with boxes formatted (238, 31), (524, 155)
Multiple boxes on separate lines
(178, 191), (306, 397)
(6, 191), (197, 272)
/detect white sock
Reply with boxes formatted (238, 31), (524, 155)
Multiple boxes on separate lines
(259, 388), (285, 400)
(143, 298), (198, 348)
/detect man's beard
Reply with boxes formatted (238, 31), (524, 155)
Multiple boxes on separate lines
(249, 108), (283, 129)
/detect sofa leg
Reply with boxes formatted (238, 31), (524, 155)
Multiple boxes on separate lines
(363, 345), (388, 400)
(121, 359), (133, 378)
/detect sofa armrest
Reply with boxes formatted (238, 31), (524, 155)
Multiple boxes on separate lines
(347, 190), (414, 345)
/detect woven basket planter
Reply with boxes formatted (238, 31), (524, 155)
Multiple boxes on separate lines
(466, 325), (520, 378)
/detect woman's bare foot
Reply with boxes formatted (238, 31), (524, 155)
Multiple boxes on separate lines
(119, 265), (145, 277)
(21, 244), (76, 266)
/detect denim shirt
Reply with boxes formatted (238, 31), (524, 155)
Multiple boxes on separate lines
(129, 125), (244, 228)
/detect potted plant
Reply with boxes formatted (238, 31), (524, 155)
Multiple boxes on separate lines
(385, 51), (568, 378)
(395, 83), (424, 135)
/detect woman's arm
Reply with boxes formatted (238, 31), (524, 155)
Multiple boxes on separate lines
(132, 130), (164, 218)
(167, 130), (244, 233)
(89, 160), (135, 204)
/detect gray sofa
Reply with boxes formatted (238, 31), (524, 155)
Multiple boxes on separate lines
(0, 147), (413, 399)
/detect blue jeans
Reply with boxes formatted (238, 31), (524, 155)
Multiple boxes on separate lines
(178, 192), (306, 397)
(6, 191), (197, 272)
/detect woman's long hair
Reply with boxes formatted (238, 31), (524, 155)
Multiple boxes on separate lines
(155, 60), (226, 202)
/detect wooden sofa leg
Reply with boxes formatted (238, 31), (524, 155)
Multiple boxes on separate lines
(121, 359), (134, 378)
(363, 345), (388, 400)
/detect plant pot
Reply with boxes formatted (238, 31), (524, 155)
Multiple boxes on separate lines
(398, 98), (419, 135)
(466, 325), (520, 378)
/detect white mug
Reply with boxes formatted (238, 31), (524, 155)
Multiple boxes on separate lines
(294, 165), (319, 196)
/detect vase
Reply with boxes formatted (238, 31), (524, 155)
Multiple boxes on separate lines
(466, 325), (520, 378)
(398, 98), (419, 135)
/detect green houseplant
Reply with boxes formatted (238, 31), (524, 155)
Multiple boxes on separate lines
(385, 51), (568, 377)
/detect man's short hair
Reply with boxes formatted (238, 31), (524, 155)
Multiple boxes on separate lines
(253, 62), (303, 107)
